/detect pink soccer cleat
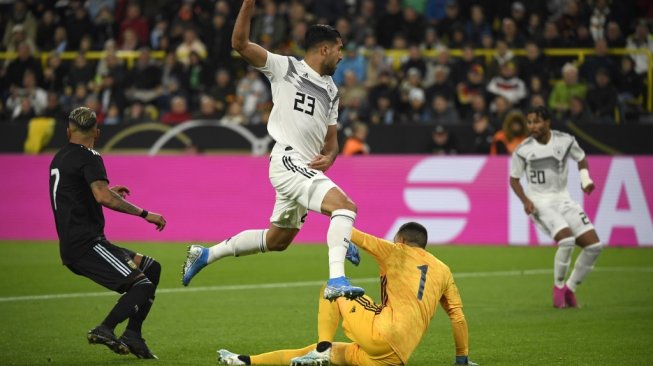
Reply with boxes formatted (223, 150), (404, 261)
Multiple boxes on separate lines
(564, 286), (578, 308)
(552, 285), (567, 308)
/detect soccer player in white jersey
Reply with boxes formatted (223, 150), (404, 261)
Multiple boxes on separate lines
(181, 0), (364, 300)
(510, 106), (604, 308)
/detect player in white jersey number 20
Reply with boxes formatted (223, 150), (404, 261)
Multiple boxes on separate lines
(181, 0), (364, 301)
(510, 106), (604, 309)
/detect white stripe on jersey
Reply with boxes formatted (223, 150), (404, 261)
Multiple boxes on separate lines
(93, 245), (131, 276)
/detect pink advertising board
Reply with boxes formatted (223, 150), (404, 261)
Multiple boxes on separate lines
(2, 155), (652, 246)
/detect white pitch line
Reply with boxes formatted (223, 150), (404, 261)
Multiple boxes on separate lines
(1, 267), (652, 303)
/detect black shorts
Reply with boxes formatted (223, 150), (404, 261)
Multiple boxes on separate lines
(66, 239), (141, 293)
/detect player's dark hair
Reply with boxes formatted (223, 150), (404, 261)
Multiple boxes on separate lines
(305, 24), (341, 51)
(397, 222), (428, 248)
(527, 105), (552, 122)
(68, 107), (97, 131)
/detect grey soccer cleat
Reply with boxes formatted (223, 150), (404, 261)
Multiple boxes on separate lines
(290, 348), (330, 366)
(217, 349), (246, 365)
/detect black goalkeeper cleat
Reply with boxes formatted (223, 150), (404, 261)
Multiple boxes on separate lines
(119, 330), (158, 359)
(87, 325), (130, 355)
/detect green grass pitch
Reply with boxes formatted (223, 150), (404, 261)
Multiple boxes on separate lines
(1, 242), (652, 366)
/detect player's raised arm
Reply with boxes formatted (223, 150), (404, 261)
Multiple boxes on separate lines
(232, 0), (267, 68)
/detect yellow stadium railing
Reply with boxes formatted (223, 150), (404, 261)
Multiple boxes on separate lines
(2, 48), (652, 111)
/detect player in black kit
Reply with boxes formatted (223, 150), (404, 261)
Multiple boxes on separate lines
(49, 107), (167, 359)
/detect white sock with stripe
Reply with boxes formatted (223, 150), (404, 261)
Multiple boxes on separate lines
(207, 229), (268, 264)
(327, 209), (356, 279)
(554, 237), (576, 288)
(566, 242), (603, 292)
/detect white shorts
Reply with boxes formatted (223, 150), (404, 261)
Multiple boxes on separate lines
(530, 199), (595, 238)
(268, 145), (338, 229)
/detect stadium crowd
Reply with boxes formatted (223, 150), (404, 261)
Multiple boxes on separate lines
(1, 0), (652, 155)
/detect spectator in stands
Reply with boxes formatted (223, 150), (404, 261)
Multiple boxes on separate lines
(489, 95), (514, 129)
(19, 70), (47, 115)
(488, 39), (514, 78)
(104, 104), (122, 125)
(124, 102), (155, 124)
(528, 75), (549, 102)
(428, 94), (459, 125)
(119, 28), (139, 51)
(176, 27), (208, 66)
(42, 92), (66, 123)
(470, 112), (495, 154)
(342, 122), (370, 156)
(398, 67), (425, 114)
(375, 0), (404, 48)
(208, 68), (236, 120)
(400, 45), (428, 81)
(616, 56), (644, 121)
(251, 0), (287, 50)
(220, 102), (246, 125)
(3, 1), (38, 50)
(161, 96), (191, 124)
(368, 70), (398, 114)
(52, 26), (68, 53)
(437, 0), (462, 42)
(500, 17), (525, 48)
(369, 95), (396, 125)
(465, 5), (491, 47)
(490, 110), (527, 155)
(565, 96), (593, 125)
(333, 43), (366, 86)
(93, 6), (117, 50)
(420, 27), (443, 51)
(486, 62), (527, 106)
(401, 6), (427, 45)
(10, 97), (36, 124)
(426, 65), (455, 103)
(557, 0), (582, 44)
(207, 13), (233, 70)
(236, 67), (269, 124)
(526, 13), (544, 43)
(400, 88), (430, 124)
(36, 9), (57, 51)
(605, 21), (626, 48)
(120, 2), (149, 47)
(98, 72), (126, 113)
(84, 95), (105, 124)
(181, 51), (208, 100)
(542, 21), (566, 49)
(465, 94), (488, 122)
(589, 0), (610, 41)
(65, 83), (91, 111)
(580, 39), (617, 84)
(529, 94), (547, 109)
(365, 47), (392, 89)
(519, 41), (550, 88)
(626, 22), (653, 75)
(549, 63), (587, 117)
(456, 64), (486, 118)
(510, 2), (528, 36)
(335, 18), (354, 47)
(66, 52), (96, 90)
(340, 70), (368, 111)
(429, 124), (458, 155)
(125, 48), (162, 105)
(451, 44), (479, 86)
(586, 68), (618, 124)
(65, 4), (93, 50)
(4, 41), (42, 87)
(193, 95), (221, 120)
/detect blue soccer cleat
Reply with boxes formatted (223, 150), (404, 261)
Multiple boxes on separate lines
(323, 276), (365, 300)
(181, 245), (208, 286)
(290, 348), (330, 366)
(345, 243), (361, 266)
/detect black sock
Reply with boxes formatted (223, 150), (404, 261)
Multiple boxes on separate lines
(237, 355), (251, 365)
(126, 259), (161, 335)
(102, 278), (154, 329)
(316, 341), (332, 352)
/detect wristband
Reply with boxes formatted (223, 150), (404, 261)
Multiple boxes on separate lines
(139, 209), (149, 218)
(579, 169), (593, 189)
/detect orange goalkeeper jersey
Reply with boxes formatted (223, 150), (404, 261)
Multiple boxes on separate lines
(351, 229), (468, 364)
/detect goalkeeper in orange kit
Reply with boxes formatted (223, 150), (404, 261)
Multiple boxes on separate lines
(216, 222), (478, 366)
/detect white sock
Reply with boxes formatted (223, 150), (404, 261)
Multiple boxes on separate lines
(207, 229), (268, 263)
(327, 209), (356, 279)
(554, 237), (576, 288)
(566, 242), (603, 292)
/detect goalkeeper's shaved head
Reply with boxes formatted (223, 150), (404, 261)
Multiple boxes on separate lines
(395, 222), (428, 248)
(68, 107), (97, 133)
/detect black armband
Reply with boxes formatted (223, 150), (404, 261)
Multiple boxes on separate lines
(139, 209), (149, 218)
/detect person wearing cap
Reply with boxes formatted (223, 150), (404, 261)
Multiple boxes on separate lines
(430, 124), (459, 155)
(49, 107), (166, 358)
